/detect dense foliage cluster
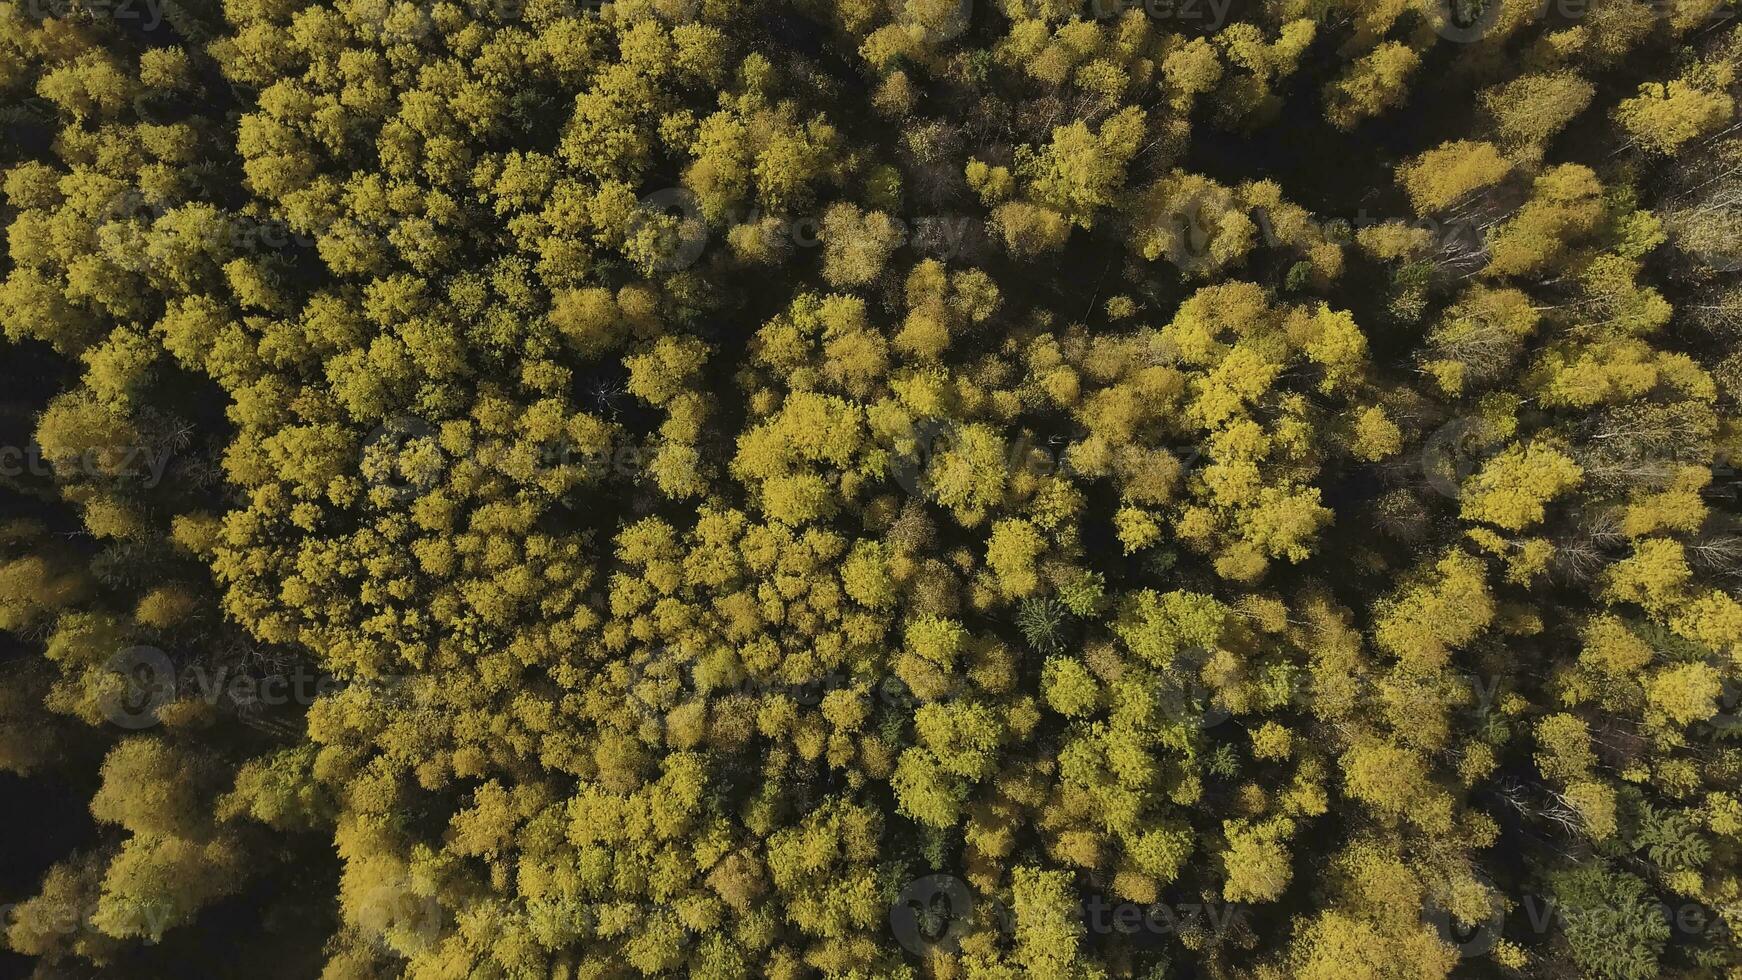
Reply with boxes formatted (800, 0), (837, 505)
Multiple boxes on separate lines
(3, 0), (1742, 976)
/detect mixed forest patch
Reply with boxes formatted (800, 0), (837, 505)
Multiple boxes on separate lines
(4, 0), (1742, 977)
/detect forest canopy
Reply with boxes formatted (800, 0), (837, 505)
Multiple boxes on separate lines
(3, 0), (1742, 977)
